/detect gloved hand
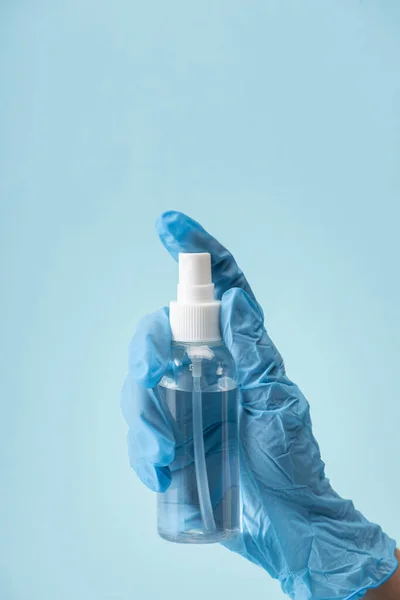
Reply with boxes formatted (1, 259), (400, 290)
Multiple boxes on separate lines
(121, 211), (397, 600)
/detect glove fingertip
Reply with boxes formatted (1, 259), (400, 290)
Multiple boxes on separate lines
(132, 459), (172, 493)
(156, 210), (213, 258)
(156, 210), (194, 256)
(156, 211), (178, 257)
(154, 466), (172, 493)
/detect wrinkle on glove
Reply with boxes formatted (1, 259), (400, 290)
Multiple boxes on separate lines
(122, 210), (398, 600)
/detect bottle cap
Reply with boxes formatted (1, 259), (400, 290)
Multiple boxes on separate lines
(170, 252), (221, 342)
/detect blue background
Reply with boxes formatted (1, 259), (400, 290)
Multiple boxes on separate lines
(1, 1), (399, 599)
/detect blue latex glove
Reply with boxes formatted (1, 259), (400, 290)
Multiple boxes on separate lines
(121, 211), (397, 600)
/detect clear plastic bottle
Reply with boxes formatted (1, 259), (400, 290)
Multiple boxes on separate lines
(157, 252), (240, 543)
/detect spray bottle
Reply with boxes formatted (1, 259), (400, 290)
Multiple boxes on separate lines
(157, 252), (240, 543)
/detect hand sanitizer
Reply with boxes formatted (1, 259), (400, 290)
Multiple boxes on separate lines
(157, 252), (240, 543)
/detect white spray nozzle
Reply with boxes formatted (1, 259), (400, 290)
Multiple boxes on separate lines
(177, 253), (215, 304)
(170, 252), (221, 343)
(179, 252), (211, 285)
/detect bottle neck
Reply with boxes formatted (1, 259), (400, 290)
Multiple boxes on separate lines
(172, 339), (224, 348)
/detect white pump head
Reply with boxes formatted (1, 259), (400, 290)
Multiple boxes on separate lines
(170, 252), (221, 342)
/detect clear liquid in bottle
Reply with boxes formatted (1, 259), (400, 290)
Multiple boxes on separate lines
(157, 342), (240, 544)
